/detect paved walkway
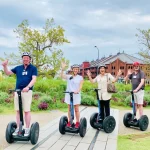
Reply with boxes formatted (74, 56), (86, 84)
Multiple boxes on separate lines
(4, 107), (119, 150)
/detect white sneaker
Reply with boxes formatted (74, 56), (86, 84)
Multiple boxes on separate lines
(12, 128), (19, 136)
(24, 128), (30, 137)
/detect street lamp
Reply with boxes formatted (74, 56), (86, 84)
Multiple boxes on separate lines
(94, 46), (100, 75)
(94, 46), (99, 60)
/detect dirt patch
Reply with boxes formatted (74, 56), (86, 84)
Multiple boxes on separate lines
(130, 132), (150, 141)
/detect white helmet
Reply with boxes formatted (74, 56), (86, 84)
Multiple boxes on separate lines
(22, 52), (31, 58)
(71, 64), (80, 69)
(98, 64), (106, 69)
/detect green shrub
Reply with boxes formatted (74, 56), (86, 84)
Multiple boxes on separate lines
(39, 95), (53, 104)
(0, 92), (9, 104)
(81, 93), (97, 106)
(1, 77), (150, 112)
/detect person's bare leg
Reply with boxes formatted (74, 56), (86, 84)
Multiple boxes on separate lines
(24, 111), (31, 128)
(68, 105), (71, 122)
(139, 104), (143, 117)
(16, 111), (20, 128)
(134, 103), (138, 118)
(74, 105), (80, 122)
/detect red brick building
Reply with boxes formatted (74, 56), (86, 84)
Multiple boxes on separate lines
(78, 52), (149, 84)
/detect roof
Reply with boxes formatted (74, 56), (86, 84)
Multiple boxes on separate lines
(89, 52), (145, 67)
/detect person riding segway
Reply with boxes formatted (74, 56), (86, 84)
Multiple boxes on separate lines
(124, 62), (149, 131)
(87, 64), (122, 133)
(2, 52), (39, 144)
(59, 62), (87, 137)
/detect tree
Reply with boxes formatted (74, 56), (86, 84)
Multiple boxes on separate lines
(136, 29), (150, 63)
(0, 18), (70, 77)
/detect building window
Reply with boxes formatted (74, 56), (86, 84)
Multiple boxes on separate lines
(128, 66), (130, 69)
(122, 72), (124, 75)
(114, 72), (115, 75)
(131, 66), (133, 69)
(120, 66), (124, 69)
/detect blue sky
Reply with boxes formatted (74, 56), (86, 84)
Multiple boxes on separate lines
(0, 0), (150, 67)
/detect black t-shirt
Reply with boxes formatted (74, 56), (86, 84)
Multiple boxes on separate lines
(128, 70), (145, 90)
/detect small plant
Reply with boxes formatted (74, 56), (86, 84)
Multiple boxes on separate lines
(143, 100), (148, 107)
(61, 98), (65, 103)
(38, 102), (49, 110)
(5, 98), (11, 103)
(111, 97), (119, 102)
(130, 100), (148, 107)
(0, 92), (9, 104)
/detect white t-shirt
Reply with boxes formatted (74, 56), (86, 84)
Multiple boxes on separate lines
(93, 73), (114, 100)
(65, 75), (83, 105)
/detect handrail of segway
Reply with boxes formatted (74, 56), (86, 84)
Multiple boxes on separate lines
(126, 90), (133, 93)
(63, 91), (78, 94)
(91, 88), (101, 91)
(125, 90), (133, 94)
(9, 89), (21, 93)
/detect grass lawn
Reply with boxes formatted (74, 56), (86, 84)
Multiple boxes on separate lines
(118, 132), (150, 150)
(0, 104), (15, 114)
(111, 104), (150, 110)
(0, 104), (68, 115)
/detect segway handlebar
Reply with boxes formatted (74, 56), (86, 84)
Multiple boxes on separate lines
(9, 89), (21, 93)
(126, 90), (133, 94)
(91, 88), (101, 91)
(63, 91), (79, 94)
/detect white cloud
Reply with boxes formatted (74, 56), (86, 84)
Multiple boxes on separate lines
(0, 37), (18, 48)
(0, 28), (18, 48)
(75, 8), (150, 30)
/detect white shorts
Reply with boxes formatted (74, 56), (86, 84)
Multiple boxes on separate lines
(14, 90), (32, 112)
(64, 93), (81, 105)
(133, 90), (144, 105)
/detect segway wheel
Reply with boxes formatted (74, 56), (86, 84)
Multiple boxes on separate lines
(90, 113), (98, 129)
(30, 122), (39, 145)
(123, 113), (133, 127)
(59, 116), (68, 134)
(79, 117), (87, 137)
(103, 116), (116, 133)
(139, 115), (149, 131)
(5, 121), (17, 143)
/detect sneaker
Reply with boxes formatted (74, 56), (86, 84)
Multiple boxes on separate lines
(24, 128), (30, 137)
(66, 122), (71, 127)
(12, 128), (19, 136)
(75, 122), (80, 129)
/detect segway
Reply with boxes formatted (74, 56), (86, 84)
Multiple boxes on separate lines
(5, 89), (39, 144)
(59, 91), (87, 137)
(123, 90), (149, 131)
(90, 89), (116, 133)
